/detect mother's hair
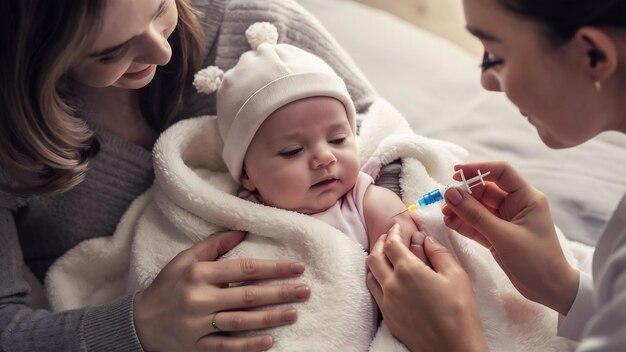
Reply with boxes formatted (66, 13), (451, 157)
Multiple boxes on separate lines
(498, 0), (626, 45)
(0, 0), (204, 196)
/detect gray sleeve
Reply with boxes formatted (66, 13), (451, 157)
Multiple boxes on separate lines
(0, 208), (144, 352)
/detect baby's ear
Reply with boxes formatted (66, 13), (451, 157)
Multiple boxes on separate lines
(239, 169), (256, 191)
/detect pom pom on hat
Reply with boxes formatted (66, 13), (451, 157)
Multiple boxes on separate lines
(245, 22), (279, 50)
(193, 22), (278, 96)
(193, 66), (224, 95)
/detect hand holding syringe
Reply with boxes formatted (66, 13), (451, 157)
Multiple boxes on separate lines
(394, 169), (491, 216)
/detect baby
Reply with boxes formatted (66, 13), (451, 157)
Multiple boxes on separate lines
(45, 23), (427, 351)
(194, 22), (418, 252)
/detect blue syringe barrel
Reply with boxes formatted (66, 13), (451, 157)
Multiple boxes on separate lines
(417, 188), (445, 207)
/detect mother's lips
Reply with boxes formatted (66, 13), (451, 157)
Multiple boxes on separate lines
(122, 64), (155, 80)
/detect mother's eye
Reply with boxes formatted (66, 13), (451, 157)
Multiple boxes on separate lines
(98, 43), (130, 64)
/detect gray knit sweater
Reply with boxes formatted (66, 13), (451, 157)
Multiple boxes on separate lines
(0, 1), (378, 350)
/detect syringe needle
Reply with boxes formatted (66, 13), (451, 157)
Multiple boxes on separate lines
(392, 209), (408, 217)
(392, 204), (418, 218)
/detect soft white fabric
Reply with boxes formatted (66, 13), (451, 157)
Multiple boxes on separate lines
(46, 99), (595, 351)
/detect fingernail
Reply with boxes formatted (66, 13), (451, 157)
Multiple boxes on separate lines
(427, 236), (442, 246)
(411, 231), (426, 245)
(283, 308), (297, 322)
(295, 285), (310, 299)
(261, 336), (273, 348)
(389, 223), (401, 238)
(445, 187), (463, 206)
(291, 262), (305, 274)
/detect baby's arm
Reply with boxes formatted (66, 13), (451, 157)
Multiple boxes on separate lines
(362, 184), (418, 253)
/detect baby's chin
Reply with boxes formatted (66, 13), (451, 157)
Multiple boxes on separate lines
(289, 201), (336, 215)
(292, 205), (331, 215)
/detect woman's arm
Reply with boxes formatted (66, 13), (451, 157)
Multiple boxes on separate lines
(1, 207), (310, 352)
(0, 208), (145, 352)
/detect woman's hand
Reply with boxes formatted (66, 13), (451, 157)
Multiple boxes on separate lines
(134, 230), (310, 352)
(367, 224), (488, 352)
(442, 161), (579, 315)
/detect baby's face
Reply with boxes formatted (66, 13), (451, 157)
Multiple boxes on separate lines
(241, 96), (359, 214)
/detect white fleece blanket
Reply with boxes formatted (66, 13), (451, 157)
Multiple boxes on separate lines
(46, 99), (593, 351)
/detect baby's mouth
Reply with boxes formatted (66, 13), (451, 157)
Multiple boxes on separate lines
(311, 177), (338, 188)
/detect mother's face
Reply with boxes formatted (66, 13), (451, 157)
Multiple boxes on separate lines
(69, 0), (178, 90)
(462, 0), (612, 149)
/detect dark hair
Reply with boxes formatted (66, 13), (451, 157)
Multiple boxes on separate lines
(0, 0), (204, 196)
(497, 0), (626, 45)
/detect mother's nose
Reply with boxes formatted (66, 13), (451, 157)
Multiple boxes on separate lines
(134, 27), (173, 66)
(481, 70), (502, 92)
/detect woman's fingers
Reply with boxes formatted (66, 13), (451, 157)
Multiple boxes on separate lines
(366, 272), (383, 306)
(453, 161), (530, 194)
(381, 225), (427, 268)
(443, 187), (514, 248)
(198, 334), (274, 352)
(190, 258), (306, 285)
(367, 233), (393, 282)
(187, 230), (247, 262)
(442, 210), (493, 249)
(209, 307), (298, 333)
(422, 236), (461, 275)
(208, 284), (310, 312)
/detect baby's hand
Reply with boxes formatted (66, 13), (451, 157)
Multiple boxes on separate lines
(409, 231), (431, 267)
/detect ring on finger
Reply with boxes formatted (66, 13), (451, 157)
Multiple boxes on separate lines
(212, 313), (222, 333)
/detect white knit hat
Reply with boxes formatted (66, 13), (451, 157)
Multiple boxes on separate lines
(193, 22), (356, 182)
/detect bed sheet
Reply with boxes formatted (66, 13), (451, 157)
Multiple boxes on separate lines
(299, 0), (626, 245)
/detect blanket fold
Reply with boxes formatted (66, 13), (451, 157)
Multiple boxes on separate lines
(46, 99), (592, 351)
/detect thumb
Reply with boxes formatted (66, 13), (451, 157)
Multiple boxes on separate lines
(444, 187), (510, 246)
(423, 236), (461, 274)
(192, 230), (246, 261)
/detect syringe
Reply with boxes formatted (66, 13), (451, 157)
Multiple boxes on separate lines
(394, 169), (491, 216)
